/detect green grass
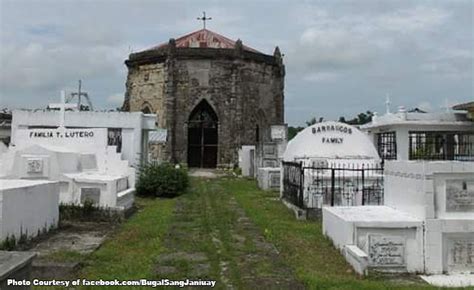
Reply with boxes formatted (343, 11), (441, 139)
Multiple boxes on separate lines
(222, 177), (435, 290)
(33, 196), (176, 290)
(79, 197), (176, 280)
(34, 176), (459, 289)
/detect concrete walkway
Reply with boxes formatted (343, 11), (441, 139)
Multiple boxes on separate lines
(188, 168), (222, 179)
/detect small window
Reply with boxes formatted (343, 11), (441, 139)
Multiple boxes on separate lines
(108, 128), (122, 153)
(409, 131), (474, 161)
(376, 132), (397, 160)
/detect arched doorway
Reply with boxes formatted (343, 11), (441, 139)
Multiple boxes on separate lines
(187, 100), (218, 168)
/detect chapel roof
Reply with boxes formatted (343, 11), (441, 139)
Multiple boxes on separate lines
(144, 29), (261, 53)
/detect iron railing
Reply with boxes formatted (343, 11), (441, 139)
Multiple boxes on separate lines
(282, 162), (384, 209)
(282, 161), (304, 208)
(409, 131), (474, 161)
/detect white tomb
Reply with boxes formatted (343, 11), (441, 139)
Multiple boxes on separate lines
(282, 121), (382, 208)
(0, 126), (135, 211)
(0, 180), (59, 241)
(238, 145), (256, 177)
(323, 160), (474, 280)
(360, 109), (474, 161)
(11, 108), (157, 167)
(0, 91), (162, 211)
(256, 125), (288, 190)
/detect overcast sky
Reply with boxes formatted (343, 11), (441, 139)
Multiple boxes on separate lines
(0, 0), (472, 125)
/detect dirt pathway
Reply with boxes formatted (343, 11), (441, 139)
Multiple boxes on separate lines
(154, 177), (304, 289)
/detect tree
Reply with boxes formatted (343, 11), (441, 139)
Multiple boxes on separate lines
(288, 116), (324, 140)
(288, 126), (304, 140)
(339, 111), (373, 125)
(305, 116), (324, 126)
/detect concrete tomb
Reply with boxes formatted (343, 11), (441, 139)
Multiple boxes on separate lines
(0, 180), (59, 241)
(361, 108), (474, 161)
(256, 125), (288, 190)
(0, 251), (36, 290)
(0, 127), (136, 211)
(11, 109), (158, 167)
(238, 145), (256, 177)
(323, 160), (474, 283)
(282, 121), (382, 208)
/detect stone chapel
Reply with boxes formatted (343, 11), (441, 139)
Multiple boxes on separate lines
(122, 28), (285, 168)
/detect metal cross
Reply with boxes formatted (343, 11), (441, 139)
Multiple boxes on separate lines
(197, 11), (212, 29)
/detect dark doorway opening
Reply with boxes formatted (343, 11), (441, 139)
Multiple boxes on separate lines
(187, 100), (218, 168)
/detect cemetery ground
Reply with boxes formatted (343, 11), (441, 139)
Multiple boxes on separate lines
(32, 175), (437, 289)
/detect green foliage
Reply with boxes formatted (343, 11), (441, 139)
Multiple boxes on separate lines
(80, 197), (176, 280)
(82, 198), (95, 216)
(59, 202), (123, 223)
(305, 116), (324, 126)
(0, 235), (17, 250)
(233, 167), (242, 176)
(136, 162), (189, 198)
(288, 126), (304, 140)
(339, 111), (374, 125)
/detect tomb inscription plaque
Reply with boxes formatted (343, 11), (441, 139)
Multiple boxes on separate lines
(270, 173), (280, 188)
(271, 125), (286, 141)
(446, 180), (474, 212)
(81, 187), (101, 205)
(263, 144), (277, 158)
(447, 237), (474, 273)
(27, 158), (43, 173)
(368, 235), (405, 267)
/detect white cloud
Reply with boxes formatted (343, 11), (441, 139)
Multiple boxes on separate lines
(287, 4), (452, 75)
(303, 72), (340, 82)
(0, 0), (471, 125)
(375, 6), (450, 33)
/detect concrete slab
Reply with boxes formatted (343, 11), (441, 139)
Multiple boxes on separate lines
(420, 274), (474, 288)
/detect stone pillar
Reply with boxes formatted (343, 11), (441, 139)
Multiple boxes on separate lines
(164, 38), (177, 163)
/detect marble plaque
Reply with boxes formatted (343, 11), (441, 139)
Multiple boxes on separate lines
(271, 125), (286, 141)
(447, 238), (474, 272)
(263, 144), (277, 158)
(263, 159), (278, 168)
(270, 173), (280, 188)
(81, 188), (101, 205)
(117, 178), (129, 192)
(368, 235), (405, 266)
(27, 158), (43, 173)
(446, 180), (474, 212)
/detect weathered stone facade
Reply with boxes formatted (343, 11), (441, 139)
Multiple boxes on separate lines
(123, 31), (285, 167)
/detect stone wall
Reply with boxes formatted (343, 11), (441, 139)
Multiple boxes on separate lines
(124, 43), (285, 167)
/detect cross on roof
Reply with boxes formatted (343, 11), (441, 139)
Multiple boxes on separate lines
(59, 90), (67, 129)
(197, 11), (212, 29)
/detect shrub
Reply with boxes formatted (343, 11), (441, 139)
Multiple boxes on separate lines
(136, 163), (189, 198)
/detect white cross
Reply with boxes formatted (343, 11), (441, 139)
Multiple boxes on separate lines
(48, 90), (77, 128)
(385, 94), (391, 114)
(59, 90), (66, 128)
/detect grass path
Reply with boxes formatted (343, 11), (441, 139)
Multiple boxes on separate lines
(224, 177), (433, 289)
(155, 177), (303, 289)
(79, 197), (176, 281)
(46, 175), (438, 289)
